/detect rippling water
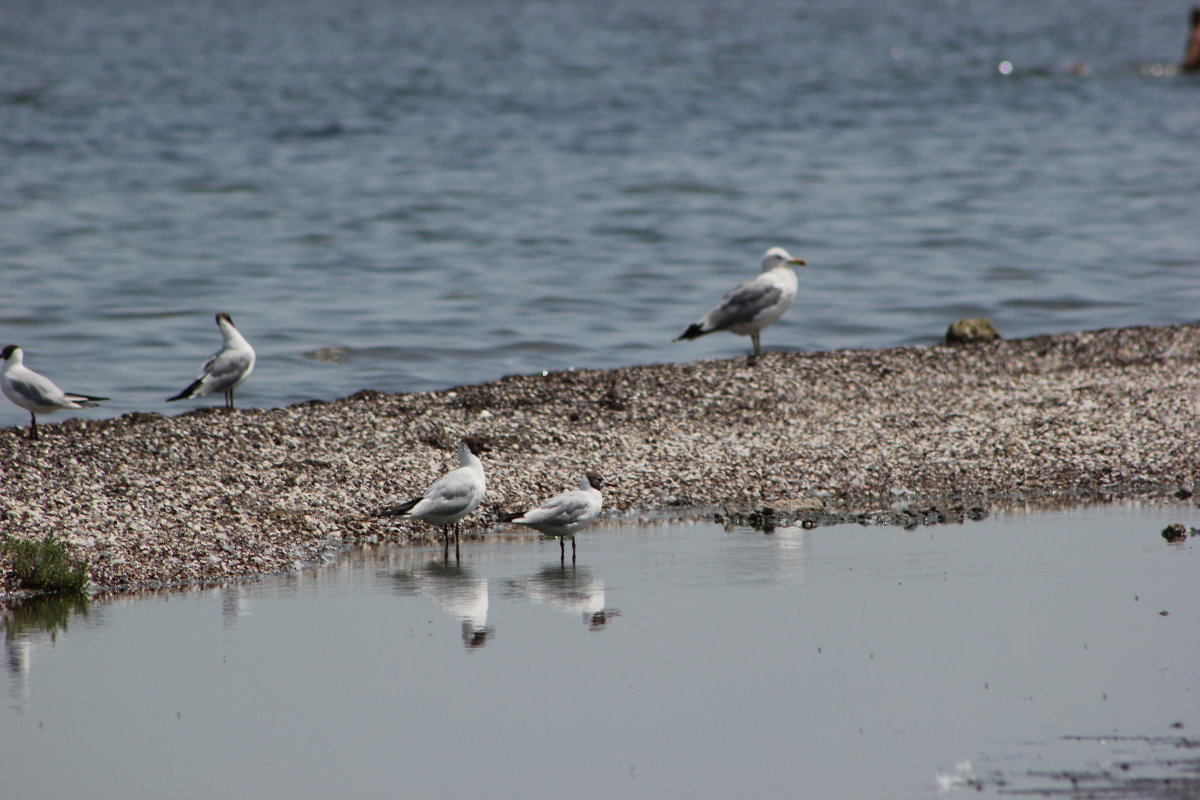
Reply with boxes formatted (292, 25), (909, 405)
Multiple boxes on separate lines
(2, 0), (1197, 427)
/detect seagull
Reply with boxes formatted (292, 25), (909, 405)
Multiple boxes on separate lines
(167, 312), (255, 409)
(511, 473), (607, 561)
(376, 440), (487, 555)
(674, 247), (807, 360)
(1, 345), (108, 440)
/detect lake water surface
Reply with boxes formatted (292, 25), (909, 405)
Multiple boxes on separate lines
(3, 0), (1199, 430)
(3, 504), (1197, 799)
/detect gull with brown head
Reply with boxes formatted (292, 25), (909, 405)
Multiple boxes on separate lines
(511, 473), (608, 562)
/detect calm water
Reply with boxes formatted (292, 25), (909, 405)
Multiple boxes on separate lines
(2, 506), (1198, 799)
(2, 0), (1198, 429)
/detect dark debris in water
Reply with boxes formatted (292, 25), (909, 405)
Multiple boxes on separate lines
(1160, 523), (1198, 543)
(715, 499), (989, 532)
(983, 735), (1200, 799)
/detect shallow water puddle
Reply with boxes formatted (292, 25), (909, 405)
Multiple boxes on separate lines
(3, 505), (1197, 799)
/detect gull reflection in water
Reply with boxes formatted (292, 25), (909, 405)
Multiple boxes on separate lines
(393, 558), (493, 649)
(505, 563), (620, 631)
(220, 584), (254, 629)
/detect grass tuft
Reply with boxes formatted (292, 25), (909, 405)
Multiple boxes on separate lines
(1, 534), (90, 595)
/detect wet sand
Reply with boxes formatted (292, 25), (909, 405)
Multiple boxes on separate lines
(2, 321), (1198, 596)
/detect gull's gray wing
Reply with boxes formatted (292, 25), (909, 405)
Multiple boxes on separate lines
(518, 490), (596, 527)
(409, 466), (485, 519)
(9, 371), (68, 408)
(200, 349), (253, 394)
(702, 274), (784, 331)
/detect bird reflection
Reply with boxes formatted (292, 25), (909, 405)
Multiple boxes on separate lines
(220, 585), (254, 629)
(393, 557), (493, 649)
(504, 563), (620, 631)
(4, 636), (32, 708)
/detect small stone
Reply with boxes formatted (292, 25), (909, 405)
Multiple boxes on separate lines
(945, 317), (1001, 344)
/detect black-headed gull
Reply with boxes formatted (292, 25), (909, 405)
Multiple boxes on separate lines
(167, 312), (255, 409)
(675, 247), (807, 360)
(1, 345), (108, 440)
(378, 440), (487, 553)
(511, 473), (607, 561)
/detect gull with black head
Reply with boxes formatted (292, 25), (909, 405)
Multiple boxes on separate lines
(511, 473), (608, 562)
(1, 345), (108, 440)
(167, 312), (255, 409)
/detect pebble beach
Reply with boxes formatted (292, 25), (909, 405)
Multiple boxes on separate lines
(2, 320), (1198, 598)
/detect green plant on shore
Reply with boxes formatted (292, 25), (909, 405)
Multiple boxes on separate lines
(1, 534), (90, 595)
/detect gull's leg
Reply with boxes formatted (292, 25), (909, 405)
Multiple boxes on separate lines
(29, 412), (38, 441)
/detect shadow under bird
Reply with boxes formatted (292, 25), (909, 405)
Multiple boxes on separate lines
(376, 440), (487, 554)
(1, 345), (108, 440)
(167, 313), (256, 409)
(510, 473), (607, 561)
(674, 247), (808, 360)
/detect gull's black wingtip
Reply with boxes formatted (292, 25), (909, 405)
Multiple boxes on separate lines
(167, 378), (203, 402)
(373, 497), (421, 518)
(674, 323), (706, 342)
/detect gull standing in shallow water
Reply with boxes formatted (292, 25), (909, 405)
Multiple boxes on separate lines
(167, 313), (255, 409)
(511, 473), (607, 562)
(1, 345), (108, 440)
(376, 441), (487, 556)
(674, 247), (807, 360)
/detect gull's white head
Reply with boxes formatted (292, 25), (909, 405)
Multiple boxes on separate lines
(1, 345), (22, 364)
(761, 247), (807, 272)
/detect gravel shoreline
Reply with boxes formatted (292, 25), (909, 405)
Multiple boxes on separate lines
(2, 321), (1198, 597)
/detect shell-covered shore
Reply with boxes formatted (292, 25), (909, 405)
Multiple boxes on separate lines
(2, 321), (1198, 597)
